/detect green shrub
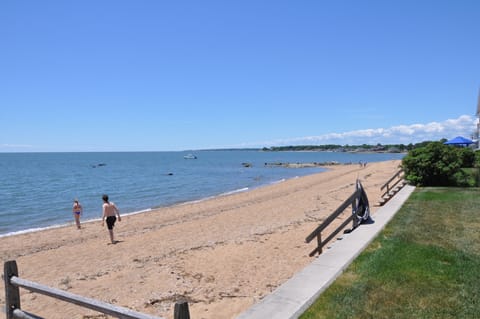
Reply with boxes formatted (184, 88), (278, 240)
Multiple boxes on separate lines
(474, 150), (480, 167)
(402, 141), (475, 186)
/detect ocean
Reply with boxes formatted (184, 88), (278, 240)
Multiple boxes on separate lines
(0, 150), (405, 237)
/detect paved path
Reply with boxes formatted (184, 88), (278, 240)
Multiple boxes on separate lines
(236, 185), (416, 319)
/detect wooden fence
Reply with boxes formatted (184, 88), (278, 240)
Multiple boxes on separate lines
(377, 168), (406, 206)
(3, 260), (190, 319)
(305, 179), (370, 256)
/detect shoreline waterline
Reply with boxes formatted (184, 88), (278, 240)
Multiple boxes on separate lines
(0, 176), (292, 238)
(0, 151), (404, 236)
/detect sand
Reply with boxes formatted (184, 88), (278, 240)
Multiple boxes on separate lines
(0, 160), (402, 319)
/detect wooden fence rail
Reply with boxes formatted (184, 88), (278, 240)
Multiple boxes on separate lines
(375, 168), (406, 206)
(4, 260), (190, 319)
(306, 180), (370, 256)
(380, 168), (404, 198)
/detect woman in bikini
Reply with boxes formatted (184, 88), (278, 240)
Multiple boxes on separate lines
(72, 199), (83, 229)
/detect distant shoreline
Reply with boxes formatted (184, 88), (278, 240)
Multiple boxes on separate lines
(0, 146), (409, 154)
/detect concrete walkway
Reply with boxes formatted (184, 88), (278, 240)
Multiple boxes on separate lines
(236, 185), (416, 319)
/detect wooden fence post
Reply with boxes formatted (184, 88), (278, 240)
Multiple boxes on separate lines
(173, 300), (190, 319)
(316, 233), (322, 254)
(4, 260), (21, 319)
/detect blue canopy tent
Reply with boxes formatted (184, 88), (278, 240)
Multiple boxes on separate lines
(443, 136), (474, 147)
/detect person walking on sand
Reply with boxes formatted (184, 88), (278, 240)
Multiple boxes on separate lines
(101, 194), (121, 244)
(72, 199), (83, 229)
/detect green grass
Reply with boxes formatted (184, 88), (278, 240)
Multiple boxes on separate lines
(300, 188), (480, 319)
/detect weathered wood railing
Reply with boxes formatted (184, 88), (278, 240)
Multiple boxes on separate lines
(380, 168), (404, 197)
(376, 168), (406, 206)
(4, 260), (190, 319)
(306, 180), (370, 256)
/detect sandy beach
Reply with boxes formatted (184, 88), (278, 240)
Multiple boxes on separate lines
(0, 160), (402, 319)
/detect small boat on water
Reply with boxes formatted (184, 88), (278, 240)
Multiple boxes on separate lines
(183, 154), (197, 159)
(91, 163), (107, 168)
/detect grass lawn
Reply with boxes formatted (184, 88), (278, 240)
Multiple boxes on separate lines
(300, 187), (480, 319)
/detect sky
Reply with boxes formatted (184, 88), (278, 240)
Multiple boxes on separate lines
(1, 1), (479, 152)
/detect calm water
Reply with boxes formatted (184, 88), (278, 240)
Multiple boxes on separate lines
(0, 150), (404, 236)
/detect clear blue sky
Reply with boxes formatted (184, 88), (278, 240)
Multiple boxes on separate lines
(1, 1), (479, 152)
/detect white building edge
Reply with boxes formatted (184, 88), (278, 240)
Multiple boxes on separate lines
(476, 89), (480, 150)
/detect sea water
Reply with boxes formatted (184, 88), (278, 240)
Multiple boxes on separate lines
(0, 150), (404, 236)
